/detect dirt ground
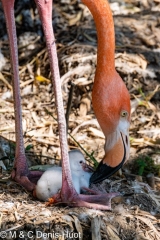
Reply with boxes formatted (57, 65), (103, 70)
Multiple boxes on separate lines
(0, 0), (160, 239)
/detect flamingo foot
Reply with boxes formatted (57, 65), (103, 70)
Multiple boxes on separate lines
(11, 155), (43, 191)
(48, 186), (119, 210)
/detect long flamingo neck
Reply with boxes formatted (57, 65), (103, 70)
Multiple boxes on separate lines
(82, 0), (115, 78)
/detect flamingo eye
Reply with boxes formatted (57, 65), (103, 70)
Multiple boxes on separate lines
(79, 160), (83, 164)
(121, 110), (128, 118)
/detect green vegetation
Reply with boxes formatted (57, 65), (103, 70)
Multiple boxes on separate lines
(135, 155), (160, 177)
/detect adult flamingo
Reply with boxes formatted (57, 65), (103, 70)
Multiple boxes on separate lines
(1, 0), (130, 210)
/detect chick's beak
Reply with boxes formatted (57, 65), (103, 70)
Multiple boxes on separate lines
(82, 162), (94, 173)
(90, 131), (129, 184)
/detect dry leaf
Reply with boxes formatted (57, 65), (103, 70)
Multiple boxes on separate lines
(61, 215), (74, 230)
(35, 75), (50, 83)
(106, 225), (120, 240)
(91, 216), (101, 240)
(136, 216), (160, 238)
(72, 215), (83, 240)
(88, 127), (104, 138)
(69, 12), (82, 26)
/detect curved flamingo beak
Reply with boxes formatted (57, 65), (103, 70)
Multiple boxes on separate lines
(90, 123), (130, 184)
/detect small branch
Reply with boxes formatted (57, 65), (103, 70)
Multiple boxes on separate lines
(65, 82), (75, 133)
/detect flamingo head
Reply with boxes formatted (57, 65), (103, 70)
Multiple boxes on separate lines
(90, 71), (131, 184)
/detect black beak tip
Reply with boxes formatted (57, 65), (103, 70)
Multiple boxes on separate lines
(90, 159), (125, 185)
(90, 162), (115, 184)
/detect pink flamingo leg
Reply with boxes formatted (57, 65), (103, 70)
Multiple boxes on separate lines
(1, 0), (43, 191)
(35, 0), (119, 210)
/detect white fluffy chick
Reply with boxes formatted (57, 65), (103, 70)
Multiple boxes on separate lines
(35, 149), (92, 201)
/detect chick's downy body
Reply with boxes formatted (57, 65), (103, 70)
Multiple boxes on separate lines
(36, 150), (92, 201)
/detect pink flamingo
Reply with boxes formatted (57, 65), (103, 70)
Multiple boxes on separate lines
(1, 0), (130, 210)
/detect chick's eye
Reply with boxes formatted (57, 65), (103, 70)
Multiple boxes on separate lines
(121, 110), (128, 118)
(79, 160), (83, 164)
